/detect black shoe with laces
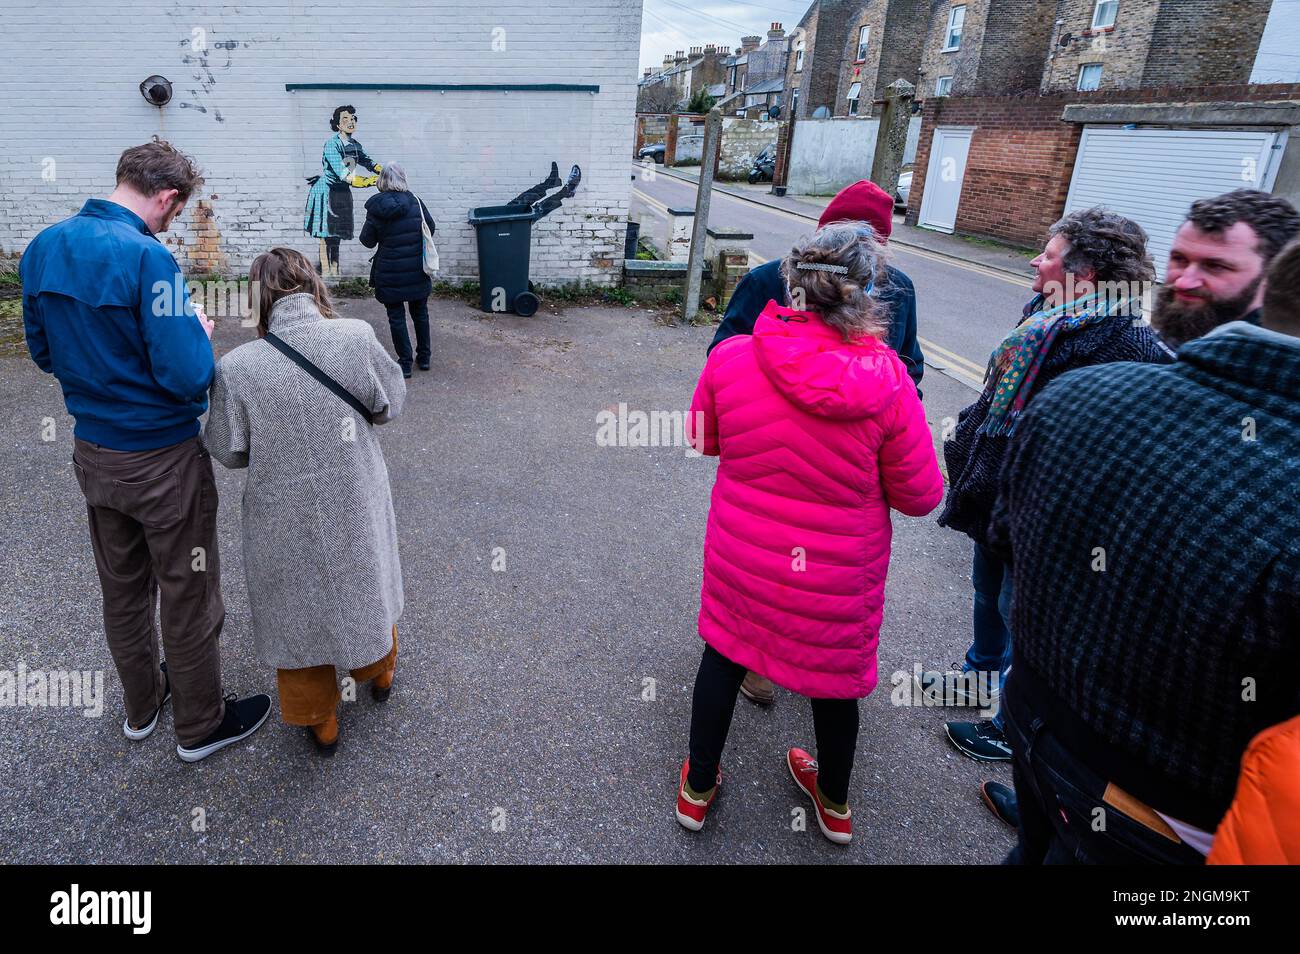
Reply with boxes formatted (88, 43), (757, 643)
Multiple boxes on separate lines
(176, 692), (272, 763)
(944, 720), (1013, 762)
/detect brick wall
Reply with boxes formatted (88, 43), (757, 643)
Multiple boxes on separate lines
(796, 1), (861, 118)
(1143, 0), (1272, 88)
(919, 0), (992, 97)
(1042, 1), (1271, 93)
(0, 0), (642, 287)
(905, 81), (1300, 247)
(978, 0), (1057, 93)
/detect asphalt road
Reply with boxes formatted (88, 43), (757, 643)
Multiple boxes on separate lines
(0, 291), (1017, 865)
(629, 163), (1038, 394)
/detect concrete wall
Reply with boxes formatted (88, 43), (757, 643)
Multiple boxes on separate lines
(787, 115), (922, 194)
(672, 116), (706, 163)
(0, 0), (642, 286)
(718, 118), (781, 179)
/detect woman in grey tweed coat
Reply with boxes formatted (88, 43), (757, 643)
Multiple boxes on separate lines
(204, 247), (406, 755)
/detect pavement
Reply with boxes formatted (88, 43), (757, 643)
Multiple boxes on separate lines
(0, 292), (1015, 864)
(648, 161), (1038, 281)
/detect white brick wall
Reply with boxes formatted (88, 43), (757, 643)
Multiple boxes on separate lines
(0, 0), (643, 286)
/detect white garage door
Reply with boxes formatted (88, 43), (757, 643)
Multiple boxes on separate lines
(1064, 126), (1286, 280)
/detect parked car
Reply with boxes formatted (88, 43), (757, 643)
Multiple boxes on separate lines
(895, 171), (913, 209)
(637, 142), (665, 164)
(747, 144), (777, 183)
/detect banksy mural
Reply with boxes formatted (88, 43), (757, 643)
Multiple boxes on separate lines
(303, 105), (383, 276)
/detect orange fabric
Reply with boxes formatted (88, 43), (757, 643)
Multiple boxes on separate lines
(1208, 715), (1300, 865)
(276, 626), (398, 727)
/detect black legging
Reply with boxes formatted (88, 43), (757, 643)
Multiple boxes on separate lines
(686, 644), (860, 805)
(384, 298), (431, 372)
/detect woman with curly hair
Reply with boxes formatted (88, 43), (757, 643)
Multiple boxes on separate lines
(926, 207), (1172, 784)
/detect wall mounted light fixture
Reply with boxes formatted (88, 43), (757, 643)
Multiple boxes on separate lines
(139, 75), (173, 107)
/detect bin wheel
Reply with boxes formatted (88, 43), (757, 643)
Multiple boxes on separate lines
(514, 291), (540, 317)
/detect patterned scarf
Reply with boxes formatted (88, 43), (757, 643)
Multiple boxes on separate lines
(979, 290), (1142, 437)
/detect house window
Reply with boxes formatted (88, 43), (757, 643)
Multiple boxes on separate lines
(1092, 0), (1119, 29)
(795, 48), (804, 72)
(1078, 63), (1103, 90)
(856, 25), (870, 61)
(935, 75), (954, 97)
(791, 88), (800, 115)
(943, 5), (966, 52)
(846, 81), (862, 115)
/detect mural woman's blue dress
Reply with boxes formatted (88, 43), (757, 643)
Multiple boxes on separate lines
(303, 133), (378, 240)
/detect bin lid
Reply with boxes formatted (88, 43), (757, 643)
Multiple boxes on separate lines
(468, 204), (540, 225)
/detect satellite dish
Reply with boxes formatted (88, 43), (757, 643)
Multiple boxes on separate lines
(812, 105), (831, 119)
(1058, 32), (1073, 47)
(768, 104), (782, 120)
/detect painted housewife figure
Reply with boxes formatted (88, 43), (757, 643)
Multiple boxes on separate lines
(303, 105), (381, 277)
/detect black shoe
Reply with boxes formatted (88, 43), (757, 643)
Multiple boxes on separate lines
(562, 163), (582, 197)
(944, 720), (1012, 762)
(176, 692), (272, 763)
(980, 780), (1019, 827)
(308, 726), (338, 758)
(914, 664), (993, 707)
(123, 661), (171, 741)
(417, 361), (430, 371)
(402, 368), (413, 379)
(540, 160), (562, 190)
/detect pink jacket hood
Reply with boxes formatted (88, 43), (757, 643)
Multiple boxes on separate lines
(752, 302), (906, 421)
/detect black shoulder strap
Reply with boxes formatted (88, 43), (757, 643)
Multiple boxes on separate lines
(263, 332), (376, 426)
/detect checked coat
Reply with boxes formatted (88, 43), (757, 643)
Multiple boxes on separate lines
(988, 321), (1300, 831)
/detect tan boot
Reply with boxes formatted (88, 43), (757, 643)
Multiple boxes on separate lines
(309, 712), (339, 757)
(740, 671), (776, 706)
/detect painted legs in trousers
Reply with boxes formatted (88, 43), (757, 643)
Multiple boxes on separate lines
(73, 437), (226, 747)
(687, 643), (860, 804)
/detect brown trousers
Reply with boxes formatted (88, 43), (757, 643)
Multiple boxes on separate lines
(73, 436), (226, 746)
(277, 626), (398, 727)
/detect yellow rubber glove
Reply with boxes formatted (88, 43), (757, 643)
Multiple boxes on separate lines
(350, 174), (379, 188)
(372, 163), (383, 172)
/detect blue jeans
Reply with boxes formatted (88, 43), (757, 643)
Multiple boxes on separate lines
(965, 543), (1013, 730)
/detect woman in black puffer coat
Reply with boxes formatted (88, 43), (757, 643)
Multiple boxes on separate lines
(359, 162), (436, 377)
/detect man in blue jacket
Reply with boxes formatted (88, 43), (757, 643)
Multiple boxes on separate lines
(22, 139), (269, 763)
(708, 179), (925, 706)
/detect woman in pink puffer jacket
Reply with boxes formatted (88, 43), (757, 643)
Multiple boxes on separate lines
(676, 223), (944, 844)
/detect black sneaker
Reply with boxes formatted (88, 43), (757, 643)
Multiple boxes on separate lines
(914, 664), (992, 707)
(417, 360), (430, 371)
(980, 780), (1019, 828)
(944, 720), (1012, 762)
(176, 692), (271, 763)
(123, 661), (171, 741)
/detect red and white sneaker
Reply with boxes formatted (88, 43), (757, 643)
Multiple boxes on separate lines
(675, 758), (721, 832)
(787, 748), (852, 844)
